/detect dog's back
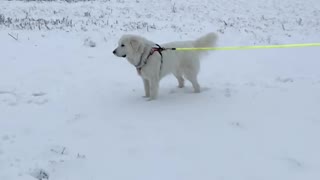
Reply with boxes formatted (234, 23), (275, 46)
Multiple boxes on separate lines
(160, 32), (218, 75)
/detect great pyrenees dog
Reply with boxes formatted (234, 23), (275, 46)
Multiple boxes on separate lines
(113, 32), (217, 100)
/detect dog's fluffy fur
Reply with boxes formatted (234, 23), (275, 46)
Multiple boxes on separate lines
(113, 32), (218, 100)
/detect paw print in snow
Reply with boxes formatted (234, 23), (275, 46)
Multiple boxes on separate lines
(0, 90), (19, 106)
(26, 92), (48, 105)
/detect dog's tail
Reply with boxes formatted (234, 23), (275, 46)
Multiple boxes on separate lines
(193, 32), (218, 48)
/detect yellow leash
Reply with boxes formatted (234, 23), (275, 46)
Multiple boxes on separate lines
(170, 43), (320, 51)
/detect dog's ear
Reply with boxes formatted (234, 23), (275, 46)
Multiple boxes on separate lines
(130, 38), (144, 53)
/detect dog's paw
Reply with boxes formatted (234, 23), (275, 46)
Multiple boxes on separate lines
(146, 97), (157, 101)
(194, 89), (201, 93)
(142, 95), (150, 98)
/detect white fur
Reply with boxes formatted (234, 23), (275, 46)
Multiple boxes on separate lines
(113, 32), (218, 100)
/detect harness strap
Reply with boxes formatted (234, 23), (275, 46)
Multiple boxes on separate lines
(155, 44), (164, 68)
(136, 44), (164, 75)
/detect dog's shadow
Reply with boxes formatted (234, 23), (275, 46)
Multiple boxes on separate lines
(167, 86), (211, 95)
(138, 86), (210, 103)
(124, 86), (211, 103)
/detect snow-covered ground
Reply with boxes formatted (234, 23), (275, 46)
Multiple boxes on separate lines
(1, 0), (320, 180)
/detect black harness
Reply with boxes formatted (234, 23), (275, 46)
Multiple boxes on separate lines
(135, 44), (165, 75)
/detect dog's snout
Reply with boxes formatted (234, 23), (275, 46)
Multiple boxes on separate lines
(112, 50), (116, 54)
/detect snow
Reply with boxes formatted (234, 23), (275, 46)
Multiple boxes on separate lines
(1, 0), (320, 180)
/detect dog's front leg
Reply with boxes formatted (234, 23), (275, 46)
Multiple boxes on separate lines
(142, 78), (150, 98)
(149, 78), (159, 100)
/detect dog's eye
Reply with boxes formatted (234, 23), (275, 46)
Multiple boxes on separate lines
(121, 44), (125, 47)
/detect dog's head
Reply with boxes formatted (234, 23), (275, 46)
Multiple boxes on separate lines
(112, 35), (146, 59)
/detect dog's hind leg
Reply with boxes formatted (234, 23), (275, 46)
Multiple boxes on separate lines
(184, 70), (200, 93)
(142, 79), (150, 98)
(173, 72), (184, 88)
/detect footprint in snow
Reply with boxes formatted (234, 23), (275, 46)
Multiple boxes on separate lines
(281, 157), (304, 169)
(2, 135), (10, 141)
(2, 134), (16, 143)
(275, 77), (294, 83)
(244, 82), (257, 87)
(0, 90), (19, 106)
(67, 113), (87, 123)
(224, 88), (231, 98)
(26, 92), (49, 105)
(230, 121), (244, 128)
(0, 90), (49, 106)
(312, 80), (320, 85)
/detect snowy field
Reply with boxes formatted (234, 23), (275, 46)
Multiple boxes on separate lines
(1, 0), (320, 180)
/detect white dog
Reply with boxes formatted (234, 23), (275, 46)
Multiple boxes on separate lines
(113, 32), (217, 100)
